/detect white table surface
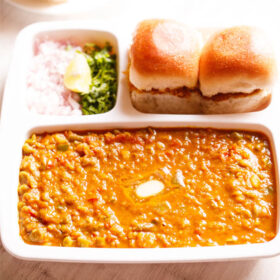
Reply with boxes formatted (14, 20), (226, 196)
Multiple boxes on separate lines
(1, 0), (280, 279)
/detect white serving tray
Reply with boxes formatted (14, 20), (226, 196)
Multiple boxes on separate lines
(0, 21), (280, 263)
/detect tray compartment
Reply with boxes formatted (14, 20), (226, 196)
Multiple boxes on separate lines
(1, 119), (279, 262)
(12, 23), (121, 117)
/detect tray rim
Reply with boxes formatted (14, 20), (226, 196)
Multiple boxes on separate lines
(0, 20), (280, 263)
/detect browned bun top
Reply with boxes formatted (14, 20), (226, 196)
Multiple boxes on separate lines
(199, 26), (277, 97)
(129, 19), (202, 90)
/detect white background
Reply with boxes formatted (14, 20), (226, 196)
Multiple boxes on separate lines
(1, 0), (280, 279)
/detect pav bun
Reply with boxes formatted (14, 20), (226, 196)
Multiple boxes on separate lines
(129, 22), (276, 114)
(199, 26), (277, 97)
(129, 19), (202, 91)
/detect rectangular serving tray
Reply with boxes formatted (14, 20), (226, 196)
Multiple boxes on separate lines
(0, 21), (279, 263)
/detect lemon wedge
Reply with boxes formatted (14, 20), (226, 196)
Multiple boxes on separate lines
(64, 53), (91, 93)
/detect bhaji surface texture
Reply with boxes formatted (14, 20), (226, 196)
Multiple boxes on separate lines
(18, 128), (276, 248)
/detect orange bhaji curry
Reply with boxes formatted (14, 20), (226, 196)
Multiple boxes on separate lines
(18, 128), (277, 248)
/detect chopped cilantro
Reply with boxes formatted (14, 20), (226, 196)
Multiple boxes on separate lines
(80, 42), (117, 115)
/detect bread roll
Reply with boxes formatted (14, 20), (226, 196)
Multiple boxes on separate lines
(199, 26), (276, 97)
(129, 19), (202, 91)
(129, 23), (276, 114)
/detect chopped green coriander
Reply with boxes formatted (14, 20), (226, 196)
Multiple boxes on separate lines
(79, 42), (117, 115)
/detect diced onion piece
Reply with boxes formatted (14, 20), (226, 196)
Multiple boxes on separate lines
(172, 170), (185, 187)
(136, 180), (164, 198)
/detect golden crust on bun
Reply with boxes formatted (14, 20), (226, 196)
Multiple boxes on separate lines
(129, 19), (202, 91)
(199, 26), (277, 97)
